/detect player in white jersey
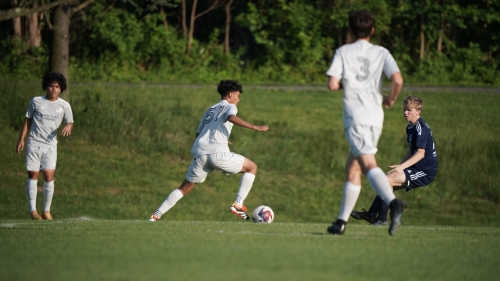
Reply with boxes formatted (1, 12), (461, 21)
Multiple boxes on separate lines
(16, 72), (74, 220)
(148, 80), (269, 222)
(325, 10), (407, 235)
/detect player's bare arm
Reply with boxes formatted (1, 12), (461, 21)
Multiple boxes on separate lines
(387, 148), (425, 178)
(16, 118), (32, 154)
(60, 123), (74, 136)
(383, 72), (403, 108)
(227, 115), (269, 132)
(327, 76), (343, 91)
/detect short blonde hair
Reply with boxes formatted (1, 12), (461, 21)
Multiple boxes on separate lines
(403, 95), (423, 111)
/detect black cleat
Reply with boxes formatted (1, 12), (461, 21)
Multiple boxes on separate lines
(350, 208), (377, 224)
(327, 219), (347, 235)
(389, 199), (408, 235)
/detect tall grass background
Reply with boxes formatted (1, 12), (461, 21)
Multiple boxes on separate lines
(0, 81), (498, 226)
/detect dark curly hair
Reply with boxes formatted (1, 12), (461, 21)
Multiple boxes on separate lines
(348, 10), (375, 39)
(217, 80), (243, 97)
(42, 72), (67, 93)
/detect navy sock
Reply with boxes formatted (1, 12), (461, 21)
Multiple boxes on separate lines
(377, 201), (389, 221)
(368, 195), (384, 217)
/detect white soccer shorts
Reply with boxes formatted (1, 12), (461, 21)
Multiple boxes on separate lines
(186, 152), (245, 183)
(25, 145), (57, 171)
(345, 125), (382, 157)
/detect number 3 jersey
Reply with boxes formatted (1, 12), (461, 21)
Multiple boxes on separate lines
(26, 96), (74, 148)
(191, 100), (237, 158)
(326, 40), (400, 129)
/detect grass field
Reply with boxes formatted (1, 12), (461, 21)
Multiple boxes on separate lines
(1, 219), (499, 281)
(0, 82), (499, 280)
(1, 82), (499, 226)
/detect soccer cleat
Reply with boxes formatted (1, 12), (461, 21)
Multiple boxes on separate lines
(389, 199), (408, 235)
(350, 208), (377, 224)
(371, 220), (389, 226)
(230, 203), (249, 220)
(148, 214), (160, 222)
(327, 219), (346, 235)
(42, 212), (53, 220)
(30, 211), (42, 220)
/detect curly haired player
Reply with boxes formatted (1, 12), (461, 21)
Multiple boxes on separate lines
(16, 72), (74, 220)
(148, 80), (268, 222)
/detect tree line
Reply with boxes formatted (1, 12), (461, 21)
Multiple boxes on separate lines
(1, 0), (499, 98)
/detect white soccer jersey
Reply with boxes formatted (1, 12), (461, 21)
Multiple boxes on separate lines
(326, 40), (400, 128)
(191, 100), (237, 158)
(26, 96), (74, 148)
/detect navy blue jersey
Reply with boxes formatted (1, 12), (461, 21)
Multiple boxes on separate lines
(406, 118), (438, 176)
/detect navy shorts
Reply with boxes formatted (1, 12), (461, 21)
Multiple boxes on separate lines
(403, 168), (436, 192)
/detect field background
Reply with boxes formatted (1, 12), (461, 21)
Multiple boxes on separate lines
(0, 82), (499, 280)
(0, 82), (499, 226)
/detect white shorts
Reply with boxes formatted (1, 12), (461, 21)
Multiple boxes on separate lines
(186, 152), (245, 183)
(345, 125), (382, 157)
(25, 145), (57, 171)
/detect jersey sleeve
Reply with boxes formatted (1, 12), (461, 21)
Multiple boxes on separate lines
(64, 103), (74, 124)
(25, 98), (36, 119)
(326, 49), (343, 80)
(383, 52), (400, 79)
(224, 104), (238, 121)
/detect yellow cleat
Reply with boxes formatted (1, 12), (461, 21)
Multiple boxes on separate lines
(30, 211), (42, 220)
(42, 212), (53, 220)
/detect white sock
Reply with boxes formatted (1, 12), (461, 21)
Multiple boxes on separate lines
(43, 181), (55, 212)
(156, 189), (184, 218)
(26, 179), (38, 212)
(366, 168), (396, 205)
(338, 181), (362, 222)
(234, 173), (255, 207)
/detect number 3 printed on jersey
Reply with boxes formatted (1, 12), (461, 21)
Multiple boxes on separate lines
(356, 57), (370, 81)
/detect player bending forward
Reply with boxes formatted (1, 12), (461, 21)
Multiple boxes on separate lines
(148, 80), (268, 222)
(325, 10), (407, 235)
(351, 96), (438, 225)
(16, 72), (74, 220)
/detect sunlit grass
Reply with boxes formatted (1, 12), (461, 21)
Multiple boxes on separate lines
(0, 82), (499, 226)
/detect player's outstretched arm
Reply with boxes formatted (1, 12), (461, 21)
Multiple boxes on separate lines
(383, 72), (403, 108)
(61, 123), (74, 136)
(16, 118), (31, 154)
(227, 115), (268, 132)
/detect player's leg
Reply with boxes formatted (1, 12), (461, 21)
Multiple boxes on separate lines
(358, 154), (407, 235)
(234, 157), (256, 206)
(327, 154), (362, 235)
(41, 169), (55, 220)
(374, 169), (410, 223)
(148, 156), (212, 222)
(26, 171), (41, 220)
(40, 147), (57, 220)
(25, 145), (42, 220)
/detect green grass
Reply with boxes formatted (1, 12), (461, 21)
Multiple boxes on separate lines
(1, 219), (499, 281)
(0, 82), (499, 226)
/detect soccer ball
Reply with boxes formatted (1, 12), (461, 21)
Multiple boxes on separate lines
(252, 205), (274, 223)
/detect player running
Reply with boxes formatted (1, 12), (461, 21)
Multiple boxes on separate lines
(325, 10), (407, 235)
(16, 72), (74, 220)
(351, 96), (438, 225)
(148, 80), (268, 222)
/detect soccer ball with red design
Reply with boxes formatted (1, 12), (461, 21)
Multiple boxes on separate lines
(252, 205), (274, 223)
